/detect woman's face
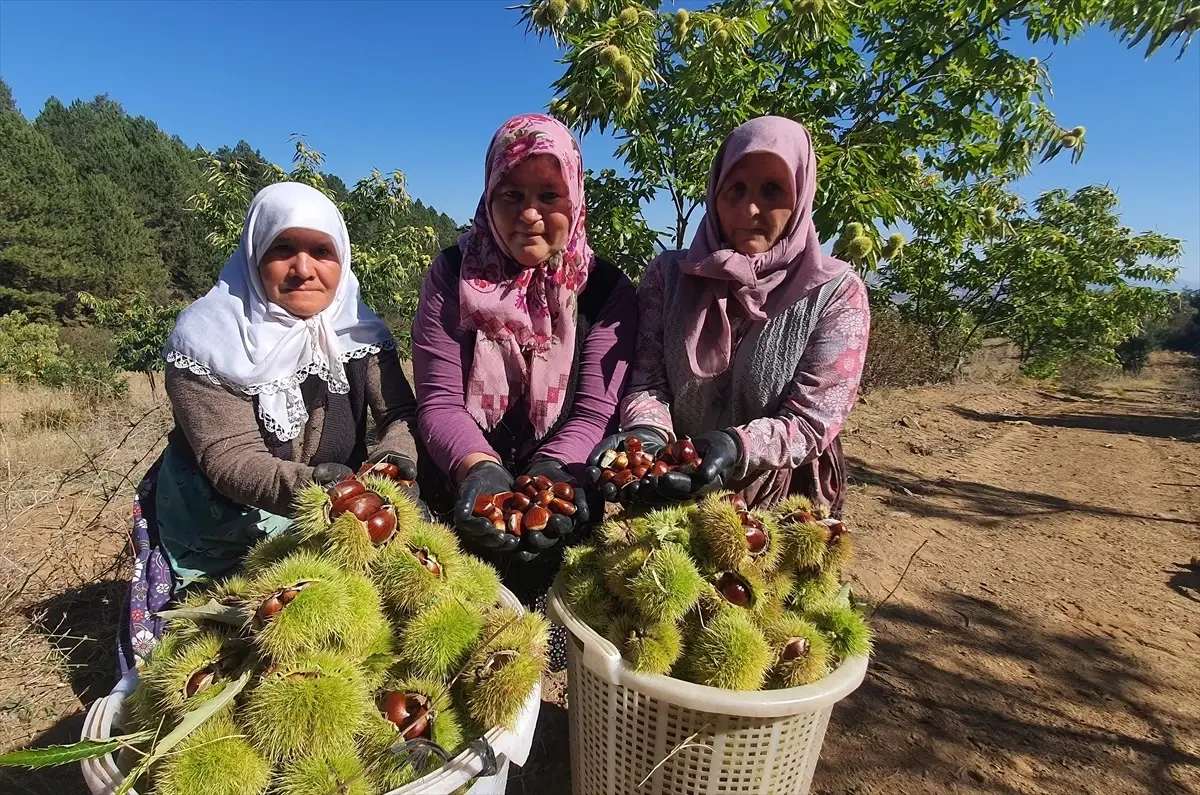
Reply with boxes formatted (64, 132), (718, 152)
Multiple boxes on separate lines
(715, 152), (796, 255)
(490, 154), (573, 268)
(257, 228), (342, 318)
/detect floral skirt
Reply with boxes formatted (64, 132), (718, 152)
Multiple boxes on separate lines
(117, 461), (174, 676)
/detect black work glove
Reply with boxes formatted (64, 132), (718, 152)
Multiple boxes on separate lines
(359, 449), (418, 481)
(517, 457), (589, 562)
(312, 462), (354, 487)
(453, 461), (519, 555)
(690, 430), (742, 496)
(585, 427), (668, 504)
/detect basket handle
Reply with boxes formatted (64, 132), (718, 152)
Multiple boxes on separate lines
(545, 584), (624, 681)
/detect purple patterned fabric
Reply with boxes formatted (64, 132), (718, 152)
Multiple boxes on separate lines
(118, 460), (176, 676)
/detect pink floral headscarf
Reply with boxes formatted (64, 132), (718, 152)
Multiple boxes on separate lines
(458, 114), (594, 438)
(679, 116), (850, 378)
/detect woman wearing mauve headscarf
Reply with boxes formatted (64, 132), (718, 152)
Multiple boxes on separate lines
(411, 114), (637, 591)
(119, 182), (420, 674)
(588, 116), (870, 515)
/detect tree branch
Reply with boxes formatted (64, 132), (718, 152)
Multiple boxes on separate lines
(846, 0), (1034, 136)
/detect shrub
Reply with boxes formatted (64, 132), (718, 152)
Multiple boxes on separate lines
(0, 312), (61, 383)
(861, 304), (965, 391)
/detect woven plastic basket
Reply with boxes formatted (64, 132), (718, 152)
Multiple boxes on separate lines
(547, 585), (868, 795)
(82, 586), (540, 795)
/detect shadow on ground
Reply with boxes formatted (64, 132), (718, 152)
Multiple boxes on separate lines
(506, 700), (569, 795)
(0, 581), (125, 795)
(815, 591), (1200, 795)
(847, 458), (1194, 526)
(0, 717), (89, 795)
(26, 579), (125, 704)
(951, 406), (1200, 441)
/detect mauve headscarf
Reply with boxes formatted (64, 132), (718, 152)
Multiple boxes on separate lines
(679, 116), (850, 378)
(457, 114), (594, 438)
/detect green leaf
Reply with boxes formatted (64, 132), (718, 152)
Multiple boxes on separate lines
(114, 665), (254, 795)
(0, 733), (153, 769)
(154, 600), (250, 628)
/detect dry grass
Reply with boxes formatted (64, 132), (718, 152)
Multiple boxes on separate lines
(0, 374), (170, 779)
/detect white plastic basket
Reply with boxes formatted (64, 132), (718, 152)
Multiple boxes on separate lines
(82, 587), (540, 795)
(547, 585), (868, 795)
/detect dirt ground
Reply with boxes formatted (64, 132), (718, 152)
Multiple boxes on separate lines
(2, 353), (1197, 794)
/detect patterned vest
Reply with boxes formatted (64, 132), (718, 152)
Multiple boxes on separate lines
(659, 253), (848, 434)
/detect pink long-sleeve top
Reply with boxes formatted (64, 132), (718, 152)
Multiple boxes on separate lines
(413, 252), (638, 477)
(619, 254), (870, 477)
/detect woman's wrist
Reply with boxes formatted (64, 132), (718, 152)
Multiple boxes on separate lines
(455, 452), (502, 484)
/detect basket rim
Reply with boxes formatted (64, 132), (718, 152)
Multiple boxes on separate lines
(547, 583), (869, 718)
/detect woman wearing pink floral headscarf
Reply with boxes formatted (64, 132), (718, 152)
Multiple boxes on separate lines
(589, 116), (870, 516)
(412, 114), (637, 575)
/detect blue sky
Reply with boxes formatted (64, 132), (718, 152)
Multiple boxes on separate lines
(1, 0), (1197, 287)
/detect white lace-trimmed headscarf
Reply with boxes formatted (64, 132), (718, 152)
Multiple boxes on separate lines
(164, 182), (394, 442)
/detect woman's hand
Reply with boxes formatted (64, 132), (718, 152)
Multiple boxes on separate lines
(585, 427), (668, 504)
(517, 458), (589, 561)
(453, 461), (519, 554)
(624, 430), (741, 506)
(312, 462), (354, 486)
(689, 430), (741, 495)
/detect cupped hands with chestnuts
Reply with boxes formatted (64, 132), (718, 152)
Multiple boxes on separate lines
(454, 457), (588, 561)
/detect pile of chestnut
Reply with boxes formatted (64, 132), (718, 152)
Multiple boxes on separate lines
(326, 477), (399, 544)
(472, 475), (577, 537)
(593, 435), (703, 500)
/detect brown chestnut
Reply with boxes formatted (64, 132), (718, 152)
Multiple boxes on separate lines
(650, 460), (671, 478)
(533, 475), (553, 491)
(612, 469), (635, 487)
(332, 491), (384, 521)
(256, 595), (284, 622)
(715, 572), (752, 607)
(534, 489), (554, 507)
(278, 587), (301, 606)
(524, 505), (551, 532)
(624, 435), (643, 454)
(744, 524), (768, 555)
(514, 475), (533, 492)
(722, 493), (749, 512)
(366, 507), (397, 544)
(676, 439), (698, 463)
(628, 451), (653, 468)
(611, 452), (630, 471)
(782, 637), (809, 661)
(411, 547), (442, 577)
(549, 497), (577, 516)
(631, 464), (650, 480)
(184, 666), (216, 698)
(381, 691), (432, 741)
(327, 478), (366, 502)
(505, 511), (523, 536)
(397, 478), (416, 488)
(824, 519), (847, 543)
(600, 469), (616, 483)
(472, 494), (496, 517)
(551, 482), (575, 501)
(783, 509), (817, 525)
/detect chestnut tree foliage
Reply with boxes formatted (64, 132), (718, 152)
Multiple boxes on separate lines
(517, 0), (1193, 374)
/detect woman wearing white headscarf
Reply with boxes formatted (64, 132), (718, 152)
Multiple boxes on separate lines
(119, 182), (420, 671)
